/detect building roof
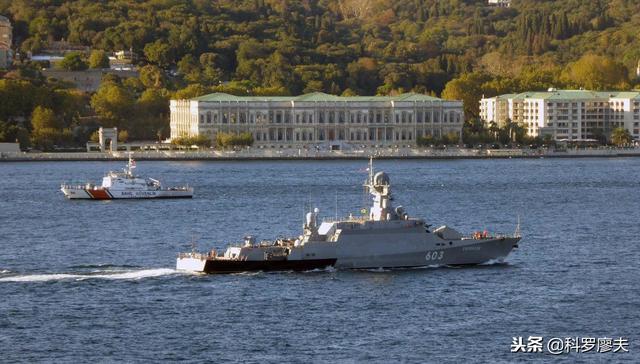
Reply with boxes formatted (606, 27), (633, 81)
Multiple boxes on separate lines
(191, 92), (448, 103)
(508, 90), (640, 100)
(0, 15), (10, 25)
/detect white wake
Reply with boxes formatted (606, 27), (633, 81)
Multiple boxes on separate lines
(0, 268), (180, 283)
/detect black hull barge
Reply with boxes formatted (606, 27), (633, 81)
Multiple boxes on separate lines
(177, 238), (336, 274)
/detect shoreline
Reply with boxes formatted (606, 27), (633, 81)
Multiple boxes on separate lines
(2, 148), (640, 161)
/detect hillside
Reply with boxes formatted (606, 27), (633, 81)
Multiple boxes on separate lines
(1, 0), (640, 147)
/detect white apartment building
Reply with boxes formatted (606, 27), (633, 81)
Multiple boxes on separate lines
(487, 0), (511, 7)
(170, 92), (464, 148)
(480, 89), (640, 141)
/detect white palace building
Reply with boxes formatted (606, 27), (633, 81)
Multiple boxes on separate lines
(170, 92), (464, 148)
(480, 89), (640, 141)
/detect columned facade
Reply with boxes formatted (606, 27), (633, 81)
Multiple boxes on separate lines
(170, 92), (464, 148)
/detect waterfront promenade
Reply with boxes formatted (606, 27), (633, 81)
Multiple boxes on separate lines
(1, 147), (640, 161)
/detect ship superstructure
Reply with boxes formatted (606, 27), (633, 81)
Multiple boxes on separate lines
(177, 158), (520, 273)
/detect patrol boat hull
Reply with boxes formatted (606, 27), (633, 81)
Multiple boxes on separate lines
(61, 187), (194, 199)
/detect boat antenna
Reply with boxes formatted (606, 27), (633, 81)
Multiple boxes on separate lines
(514, 214), (521, 238)
(190, 234), (197, 253)
(335, 190), (338, 220)
(302, 199), (306, 228)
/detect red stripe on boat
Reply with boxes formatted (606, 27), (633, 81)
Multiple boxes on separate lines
(87, 189), (111, 200)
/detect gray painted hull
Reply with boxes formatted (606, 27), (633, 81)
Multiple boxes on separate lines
(288, 229), (520, 270)
(335, 237), (519, 269)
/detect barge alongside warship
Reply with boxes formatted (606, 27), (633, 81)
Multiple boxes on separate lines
(177, 159), (521, 273)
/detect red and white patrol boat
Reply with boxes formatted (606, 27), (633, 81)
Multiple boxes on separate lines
(61, 156), (194, 200)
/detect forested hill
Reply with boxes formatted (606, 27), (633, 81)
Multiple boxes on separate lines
(4, 0), (640, 96)
(1, 1), (640, 148)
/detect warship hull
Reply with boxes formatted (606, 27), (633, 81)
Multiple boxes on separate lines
(176, 237), (519, 274)
(334, 236), (519, 269)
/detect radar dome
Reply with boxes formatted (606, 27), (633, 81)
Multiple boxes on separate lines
(374, 171), (390, 186)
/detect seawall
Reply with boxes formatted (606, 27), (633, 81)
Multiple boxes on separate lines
(2, 148), (640, 161)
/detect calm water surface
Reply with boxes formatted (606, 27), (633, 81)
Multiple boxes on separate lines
(0, 158), (638, 363)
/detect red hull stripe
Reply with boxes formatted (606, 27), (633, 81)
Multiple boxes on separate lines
(87, 189), (111, 200)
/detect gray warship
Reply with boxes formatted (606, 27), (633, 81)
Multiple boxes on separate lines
(177, 159), (521, 273)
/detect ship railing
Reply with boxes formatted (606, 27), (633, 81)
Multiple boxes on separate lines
(178, 252), (208, 260)
(464, 232), (518, 240)
(322, 216), (369, 223)
(61, 183), (94, 190)
(166, 186), (191, 191)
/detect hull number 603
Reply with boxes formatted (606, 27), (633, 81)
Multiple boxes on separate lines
(425, 251), (444, 261)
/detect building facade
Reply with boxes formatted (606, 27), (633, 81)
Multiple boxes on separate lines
(0, 15), (12, 68)
(480, 89), (640, 141)
(170, 92), (464, 148)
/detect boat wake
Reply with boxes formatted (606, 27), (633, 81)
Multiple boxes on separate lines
(0, 268), (183, 283)
(68, 264), (141, 270)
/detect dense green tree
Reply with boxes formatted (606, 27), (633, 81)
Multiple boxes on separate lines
(144, 41), (173, 69)
(0, 121), (30, 148)
(31, 106), (59, 130)
(88, 50), (110, 69)
(562, 54), (630, 90)
(610, 127), (632, 146)
(441, 73), (492, 120)
(139, 65), (165, 89)
(171, 134), (211, 147)
(58, 52), (88, 71)
(174, 84), (211, 99)
(215, 132), (254, 149)
(90, 81), (134, 128)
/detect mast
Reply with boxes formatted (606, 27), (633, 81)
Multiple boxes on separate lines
(368, 156), (374, 186)
(126, 153), (136, 177)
